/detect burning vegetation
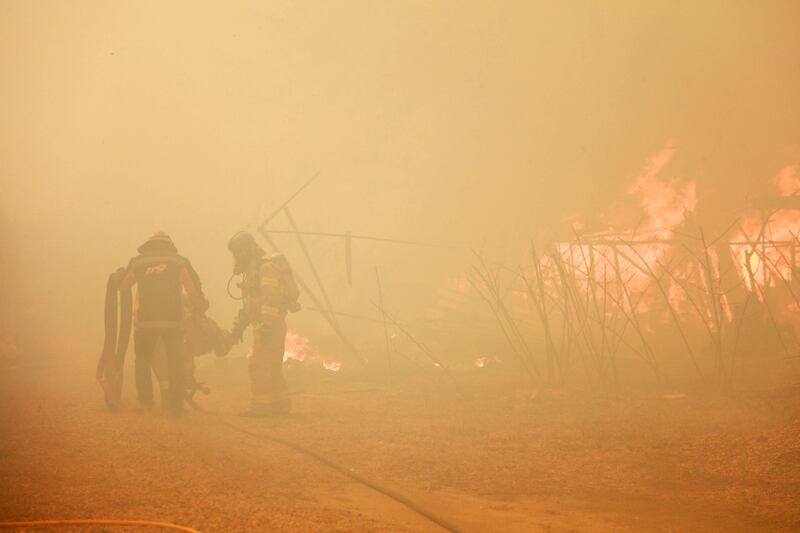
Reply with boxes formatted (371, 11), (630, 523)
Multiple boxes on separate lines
(441, 147), (800, 390)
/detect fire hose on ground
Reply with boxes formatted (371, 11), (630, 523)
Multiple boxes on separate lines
(185, 395), (464, 533)
(0, 519), (198, 531)
(215, 417), (464, 533)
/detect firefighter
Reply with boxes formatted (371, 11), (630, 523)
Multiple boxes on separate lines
(119, 232), (206, 414)
(223, 231), (300, 416)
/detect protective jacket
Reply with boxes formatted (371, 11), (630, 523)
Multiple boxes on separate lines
(230, 252), (300, 415)
(120, 253), (205, 329)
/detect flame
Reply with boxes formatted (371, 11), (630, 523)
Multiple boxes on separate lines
(730, 164), (800, 297)
(774, 164), (800, 196)
(540, 145), (709, 324)
(281, 329), (342, 371)
(283, 330), (311, 362)
(322, 359), (342, 372)
(473, 355), (502, 368)
(626, 145), (697, 240)
(446, 275), (471, 294)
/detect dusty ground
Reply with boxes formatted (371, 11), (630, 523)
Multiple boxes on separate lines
(1, 352), (799, 532)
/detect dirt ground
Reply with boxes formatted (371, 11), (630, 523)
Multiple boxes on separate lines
(1, 352), (799, 532)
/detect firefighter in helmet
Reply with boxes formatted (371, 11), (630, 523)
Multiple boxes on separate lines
(224, 231), (300, 416)
(119, 232), (207, 414)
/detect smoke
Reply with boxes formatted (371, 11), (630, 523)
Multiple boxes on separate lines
(1, 1), (799, 363)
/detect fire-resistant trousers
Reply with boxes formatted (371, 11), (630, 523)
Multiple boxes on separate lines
(250, 320), (290, 413)
(134, 327), (184, 412)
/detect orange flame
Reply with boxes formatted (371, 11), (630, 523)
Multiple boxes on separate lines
(730, 164), (800, 297)
(283, 330), (343, 371)
(543, 145), (699, 321)
(626, 145), (697, 240)
(283, 330), (311, 362)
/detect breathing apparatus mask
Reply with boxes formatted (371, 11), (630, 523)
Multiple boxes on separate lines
(226, 231), (265, 299)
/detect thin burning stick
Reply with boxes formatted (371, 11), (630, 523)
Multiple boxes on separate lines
(582, 246), (652, 359)
(730, 220), (792, 375)
(749, 246), (800, 353)
(654, 257), (715, 342)
(551, 246), (618, 365)
(737, 219), (798, 348)
(742, 241), (791, 359)
(754, 239), (800, 310)
(550, 243), (655, 381)
(565, 243), (655, 383)
(607, 255), (643, 357)
(616, 243), (704, 378)
(604, 244), (662, 379)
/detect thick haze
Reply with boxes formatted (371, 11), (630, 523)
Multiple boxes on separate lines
(2, 1), (799, 356)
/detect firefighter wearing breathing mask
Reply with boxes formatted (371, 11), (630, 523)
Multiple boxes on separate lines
(119, 232), (207, 414)
(224, 231), (300, 416)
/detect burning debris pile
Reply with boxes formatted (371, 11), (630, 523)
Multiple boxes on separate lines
(466, 149), (800, 384)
